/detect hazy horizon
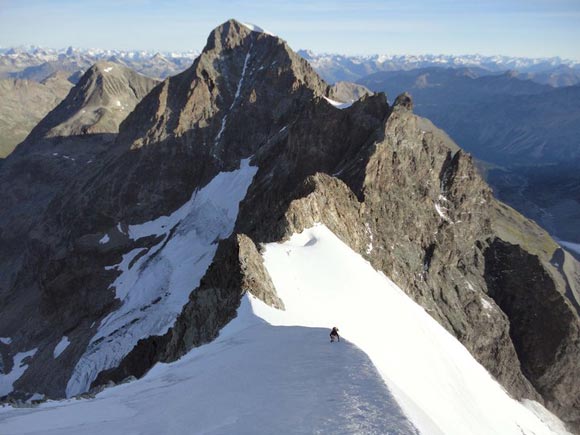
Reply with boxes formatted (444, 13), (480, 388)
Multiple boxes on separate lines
(2, 43), (580, 63)
(1, 0), (579, 60)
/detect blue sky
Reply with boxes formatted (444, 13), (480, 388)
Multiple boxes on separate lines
(1, 0), (579, 59)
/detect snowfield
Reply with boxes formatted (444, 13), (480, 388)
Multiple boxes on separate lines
(0, 225), (570, 434)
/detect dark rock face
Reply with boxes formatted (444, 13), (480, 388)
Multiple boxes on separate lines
(485, 239), (580, 431)
(1, 19), (579, 433)
(0, 62), (161, 398)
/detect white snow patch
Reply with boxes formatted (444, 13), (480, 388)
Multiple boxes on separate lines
(434, 202), (453, 223)
(466, 281), (476, 292)
(323, 95), (353, 109)
(103, 66), (113, 73)
(365, 222), (374, 254)
(103, 247), (143, 273)
(214, 117), (227, 145)
(438, 194), (449, 202)
(53, 336), (71, 359)
(0, 348), (38, 396)
(25, 393), (45, 403)
(115, 100), (122, 107)
(66, 159), (258, 397)
(480, 296), (494, 318)
(241, 22), (275, 36)
(480, 296), (494, 311)
(256, 224), (570, 435)
(99, 234), (110, 244)
(0, 337), (12, 345)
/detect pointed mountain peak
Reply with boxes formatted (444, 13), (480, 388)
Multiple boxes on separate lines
(204, 19), (255, 52)
(26, 62), (158, 141)
(151, 52), (168, 61)
(120, 20), (330, 156)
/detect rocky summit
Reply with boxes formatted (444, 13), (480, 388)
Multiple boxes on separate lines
(1, 19), (579, 433)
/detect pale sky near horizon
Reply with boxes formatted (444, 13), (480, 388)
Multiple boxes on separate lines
(0, 0), (579, 59)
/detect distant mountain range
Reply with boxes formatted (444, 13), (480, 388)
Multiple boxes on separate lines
(0, 46), (199, 82)
(299, 50), (580, 86)
(3, 46), (580, 86)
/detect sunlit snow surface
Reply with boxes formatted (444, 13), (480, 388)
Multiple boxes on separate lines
(0, 225), (570, 434)
(240, 22), (275, 36)
(258, 225), (570, 435)
(65, 158), (257, 397)
(323, 95), (353, 109)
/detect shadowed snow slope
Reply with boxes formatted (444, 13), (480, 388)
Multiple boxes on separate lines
(0, 225), (570, 434)
(0, 297), (417, 435)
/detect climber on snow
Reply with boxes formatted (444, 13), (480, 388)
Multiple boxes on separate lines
(330, 327), (340, 343)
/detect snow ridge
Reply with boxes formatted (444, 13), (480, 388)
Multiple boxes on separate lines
(257, 224), (570, 435)
(0, 225), (570, 435)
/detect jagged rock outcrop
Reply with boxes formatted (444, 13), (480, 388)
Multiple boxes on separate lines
(329, 81), (372, 103)
(1, 18), (579, 433)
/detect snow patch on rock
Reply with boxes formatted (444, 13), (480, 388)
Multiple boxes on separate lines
(434, 202), (453, 223)
(215, 47), (252, 146)
(53, 336), (71, 359)
(0, 348), (38, 396)
(323, 96), (353, 109)
(241, 22), (275, 36)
